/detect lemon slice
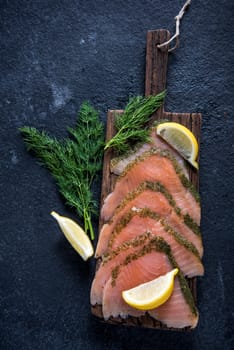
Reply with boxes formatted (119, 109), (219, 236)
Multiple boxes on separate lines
(51, 211), (94, 261)
(122, 268), (179, 310)
(156, 122), (199, 169)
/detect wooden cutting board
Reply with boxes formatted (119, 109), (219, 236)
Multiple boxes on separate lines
(91, 29), (202, 330)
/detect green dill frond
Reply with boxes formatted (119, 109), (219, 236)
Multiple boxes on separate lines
(20, 102), (105, 240)
(105, 91), (166, 153)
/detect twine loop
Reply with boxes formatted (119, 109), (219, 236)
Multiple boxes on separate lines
(158, 0), (191, 52)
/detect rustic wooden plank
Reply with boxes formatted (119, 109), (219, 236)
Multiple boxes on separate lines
(99, 110), (118, 228)
(92, 29), (202, 330)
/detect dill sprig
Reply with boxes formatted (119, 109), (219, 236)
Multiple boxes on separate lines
(104, 91), (166, 153)
(20, 102), (104, 240)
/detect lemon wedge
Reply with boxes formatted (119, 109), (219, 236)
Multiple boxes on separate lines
(51, 211), (94, 261)
(156, 122), (199, 169)
(122, 268), (179, 310)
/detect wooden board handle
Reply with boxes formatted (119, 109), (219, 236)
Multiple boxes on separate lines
(145, 29), (170, 97)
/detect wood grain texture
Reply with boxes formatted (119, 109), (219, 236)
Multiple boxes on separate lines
(92, 29), (202, 330)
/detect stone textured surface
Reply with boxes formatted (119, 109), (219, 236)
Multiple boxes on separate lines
(0, 0), (234, 349)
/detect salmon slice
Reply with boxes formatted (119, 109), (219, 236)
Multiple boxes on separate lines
(111, 128), (189, 177)
(90, 232), (151, 306)
(102, 237), (198, 328)
(148, 278), (198, 329)
(107, 208), (203, 278)
(96, 181), (202, 258)
(101, 149), (200, 224)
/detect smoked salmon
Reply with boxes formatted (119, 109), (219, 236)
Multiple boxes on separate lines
(106, 208), (203, 278)
(96, 181), (203, 258)
(101, 149), (200, 224)
(111, 128), (189, 177)
(92, 118), (203, 330)
(102, 237), (198, 328)
(91, 232), (151, 306)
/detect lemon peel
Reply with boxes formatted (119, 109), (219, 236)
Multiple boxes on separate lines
(51, 211), (94, 261)
(156, 122), (199, 169)
(122, 268), (179, 310)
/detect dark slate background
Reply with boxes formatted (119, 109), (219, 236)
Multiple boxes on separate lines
(1, 0), (234, 349)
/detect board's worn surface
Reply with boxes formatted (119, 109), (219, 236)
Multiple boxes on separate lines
(92, 29), (201, 330)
